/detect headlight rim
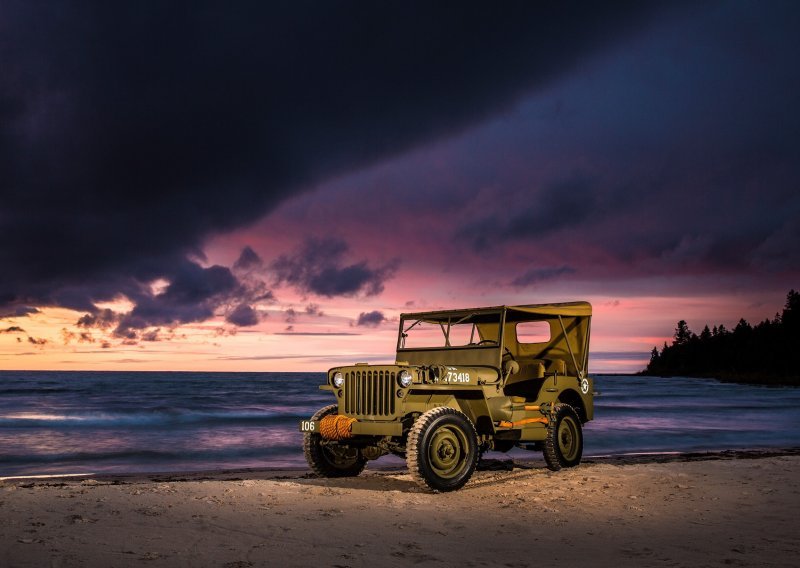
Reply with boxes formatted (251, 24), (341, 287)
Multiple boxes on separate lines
(332, 371), (344, 388)
(398, 369), (413, 388)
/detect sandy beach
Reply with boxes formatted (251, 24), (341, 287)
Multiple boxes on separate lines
(1, 451), (798, 568)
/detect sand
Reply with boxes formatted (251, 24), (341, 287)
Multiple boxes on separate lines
(1, 452), (798, 568)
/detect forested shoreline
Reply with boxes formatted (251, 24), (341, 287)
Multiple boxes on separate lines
(643, 290), (800, 385)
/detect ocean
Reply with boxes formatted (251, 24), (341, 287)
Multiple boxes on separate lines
(1, 371), (798, 477)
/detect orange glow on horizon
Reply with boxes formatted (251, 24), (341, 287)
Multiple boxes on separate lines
(0, 283), (781, 374)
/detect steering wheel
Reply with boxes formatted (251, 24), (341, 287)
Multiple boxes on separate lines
(475, 339), (498, 346)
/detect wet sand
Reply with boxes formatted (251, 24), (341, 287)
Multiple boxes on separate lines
(1, 451), (798, 567)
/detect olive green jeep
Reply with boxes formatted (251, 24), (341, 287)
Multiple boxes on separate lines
(300, 302), (593, 491)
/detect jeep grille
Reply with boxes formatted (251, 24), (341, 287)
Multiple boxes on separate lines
(343, 370), (396, 417)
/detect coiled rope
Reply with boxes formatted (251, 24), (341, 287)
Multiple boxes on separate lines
(319, 414), (357, 440)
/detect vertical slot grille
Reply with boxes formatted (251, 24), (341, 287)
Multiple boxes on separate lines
(344, 370), (396, 417)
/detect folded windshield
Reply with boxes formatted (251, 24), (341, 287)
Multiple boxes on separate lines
(399, 311), (501, 349)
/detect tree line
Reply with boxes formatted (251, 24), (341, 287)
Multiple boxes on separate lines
(644, 289), (800, 385)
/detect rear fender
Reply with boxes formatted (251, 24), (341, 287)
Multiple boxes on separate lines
(558, 386), (593, 422)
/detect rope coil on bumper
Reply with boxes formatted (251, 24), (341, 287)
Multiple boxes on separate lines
(319, 414), (357, 440)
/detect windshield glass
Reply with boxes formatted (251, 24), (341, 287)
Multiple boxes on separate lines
(399, 311), (501, 349)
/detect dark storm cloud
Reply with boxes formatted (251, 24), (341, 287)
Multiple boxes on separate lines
(60, 328), (93, 344)
(422, 0), (800, 289)
(466, 178), (598, 250)
(1, 326), (26, 334)
(140, 329), (160, 342)
(356, 311), (386, 328)
(305, 304), (324, 317)
(77, 309), (120, 329)
(69, 250), (273, 335)
(113, 261), (242, 336)
(0, 1), (679, 320)
(503, 179), (597, 240)
(233, 246), (262, 272)
(225, 304), (260, 327)
(0, 306), (40, 319)
(511, 266), (576, 287)
(272, 238), (398, 298)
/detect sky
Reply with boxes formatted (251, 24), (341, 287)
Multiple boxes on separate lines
(1, 1), (799, 373)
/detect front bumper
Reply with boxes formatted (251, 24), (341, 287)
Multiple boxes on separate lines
(299, 418), (402, 437)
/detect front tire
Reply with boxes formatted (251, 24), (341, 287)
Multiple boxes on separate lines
(303, 404), (366, 478)
(543, 404), (583, 471)
(407, 407), (478, 492)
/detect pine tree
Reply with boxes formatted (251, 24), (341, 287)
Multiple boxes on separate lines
(643, 289), (798, 384)
(783, 290), (800, 331)
(735, 318), (751, 332)
(674, 320), (692, 345)
(649, 346), (660, 365)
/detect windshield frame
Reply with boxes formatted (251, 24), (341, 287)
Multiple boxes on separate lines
(396, 309), (506, 352)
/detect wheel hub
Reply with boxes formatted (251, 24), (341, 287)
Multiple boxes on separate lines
(429, 427), (465, 476)
(438, 440), (456, 459)
(558, 416), (579, 460)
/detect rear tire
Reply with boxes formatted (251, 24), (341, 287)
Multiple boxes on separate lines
(303, 404), (366, 478)
(407, 407), (478, 492)
(543, 404), (583, 471)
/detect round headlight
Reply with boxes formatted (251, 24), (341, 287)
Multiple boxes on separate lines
(332, 371), (344, 388)
(398, 369), (413, 388)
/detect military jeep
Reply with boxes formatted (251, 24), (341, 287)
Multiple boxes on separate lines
(300, 302), (593, 491)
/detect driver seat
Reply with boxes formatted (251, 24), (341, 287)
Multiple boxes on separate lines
(503, 360), (545, 399)
(503, 358), (567, 399)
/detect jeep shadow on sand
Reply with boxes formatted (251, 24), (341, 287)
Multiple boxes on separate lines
(300, 302), (593, 491)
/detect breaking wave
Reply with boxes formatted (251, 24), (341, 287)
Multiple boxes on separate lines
(1, 371), (799, 477)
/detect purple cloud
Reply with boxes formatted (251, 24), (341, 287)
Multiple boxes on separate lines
(272, 238), (398, 298)
(356, 311), (386, 328)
